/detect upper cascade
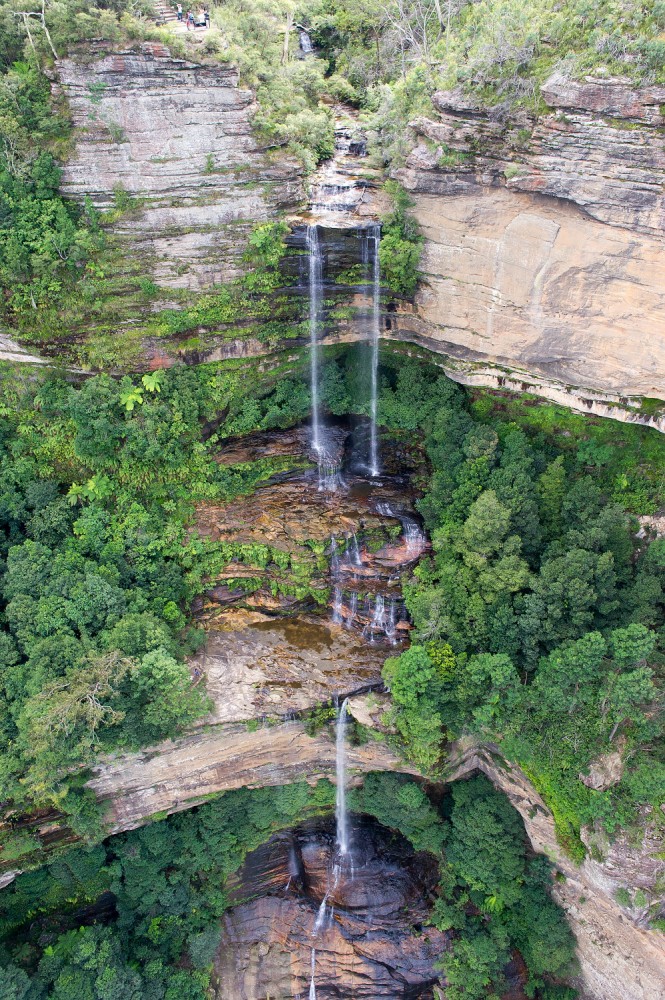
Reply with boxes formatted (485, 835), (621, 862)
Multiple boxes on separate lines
(308, 112), (380, 227)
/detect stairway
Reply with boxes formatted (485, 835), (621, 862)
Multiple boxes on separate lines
(153, 1), (178, 25)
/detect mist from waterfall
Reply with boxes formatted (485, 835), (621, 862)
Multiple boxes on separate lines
(307, 224), (323, 456)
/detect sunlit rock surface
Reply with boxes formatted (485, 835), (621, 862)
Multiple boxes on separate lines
(57, 42), (303, 290)
(393, 74), (665, 412)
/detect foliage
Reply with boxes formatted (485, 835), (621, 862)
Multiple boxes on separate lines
(0, 359), (318, 830)
(378, 181), (423, 297)
(374, 350), (664, 849)
(0, 781), (335, 999)
(211, 0), (336, 170)
(433, 776), (578, 999)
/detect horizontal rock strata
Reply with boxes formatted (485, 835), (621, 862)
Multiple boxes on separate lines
(397, 73), (665, 406)
(57, 43), (303, 290)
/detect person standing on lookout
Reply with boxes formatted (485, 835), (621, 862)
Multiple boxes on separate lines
(204, 6), (210, 26)
(186, 8), (193, 29)
(177, 3), (182, 20)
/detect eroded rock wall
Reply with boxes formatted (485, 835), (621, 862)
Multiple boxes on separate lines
(396, 74), (665, 408)
(448, 740), (665, 1000)
(57, 43), (304, 290)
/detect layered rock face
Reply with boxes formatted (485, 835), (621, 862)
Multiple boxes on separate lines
(216, 819), (447, 998)
(57, 43), (303, 289)
(448, 740), (665, 1000)
(396, 74), (665, 415)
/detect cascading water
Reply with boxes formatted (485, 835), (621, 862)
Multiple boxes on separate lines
(332, 585), (343, 624)
(363, 594), (386, 642)
(367, 224), (381, 478)
(309, 948), (317, 998)
(386, 598), (397, 643)
(335, 698), (350, 857)
(307, 224), (323, 458)
(345, 591), (358, 627)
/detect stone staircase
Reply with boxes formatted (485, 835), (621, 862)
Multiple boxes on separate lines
(153, 0), (178, 25)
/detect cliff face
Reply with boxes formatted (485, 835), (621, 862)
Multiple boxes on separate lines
(448, 741), (665, 1000)
(52, 50), (665, 421)
(83, 721), (665, 1000)
(395, 73), (665, 413)
(57, 43), (304, 290)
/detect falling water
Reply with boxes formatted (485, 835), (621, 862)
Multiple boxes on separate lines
(309, 948), (317, 998)
(386, 598), (397, 643)
(403, 516), (427, 556)
(335, 698), (350, 856)
(368, 224), (381, 477)
(313, 896), (329, 934)
(345, 532), (362, 568)
(332, 585), (343, 624)
(330, 536), (340, 574)
(346, 591), (358, 628)
(307, 225), (323, 456)
(363, 594), (386, 642)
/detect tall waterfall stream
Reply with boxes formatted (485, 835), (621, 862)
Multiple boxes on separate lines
(214, 115), (438, 998)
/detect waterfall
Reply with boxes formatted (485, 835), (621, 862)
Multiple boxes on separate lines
(335, 698), (350, 856)
(386, 598), (397, 643)
(403, 516), (427, 557)
(345, 591), (358, 628)
(368, 224), (381, 477)
(307, 225), (323, 456)
(343, 532), (362, 569)
(332, 585), (343, 624)
(309, 948), (317, 998)
(363, 594), (386, 642)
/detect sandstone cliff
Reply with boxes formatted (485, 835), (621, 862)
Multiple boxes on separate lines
(51, 49), (665, 424)
(395, 74), (665, 416)
(81, 718), (665, 1000)
(57, 42), (304, 291)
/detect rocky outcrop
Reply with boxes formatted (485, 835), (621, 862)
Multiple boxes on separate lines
(216, 820), (447, 998)
(57, 43), (303, 290)
(396, 74), (665, 409)
(85, 722), (410, 834)
(448, 739), (665, 1000)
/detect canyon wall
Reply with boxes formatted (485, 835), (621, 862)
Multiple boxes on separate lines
(57, 43), (304, 290)
(52, 50), (665, 423)
(395, 74), (665, 414)
(82, 713), (665, 1000)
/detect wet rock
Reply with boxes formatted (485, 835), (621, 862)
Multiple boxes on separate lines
(191, 612), (389, 724)
(217, 819), (448, 999)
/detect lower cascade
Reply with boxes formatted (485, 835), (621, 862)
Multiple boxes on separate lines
(335, 698), (350, 858)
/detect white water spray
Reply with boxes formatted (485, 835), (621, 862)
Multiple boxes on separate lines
(368, 224), (381, 477)
(345, 591), (358, 628)
(335, 698), (350, 856)
(309, 948), (317, 998)
(332, 585), (343, 624)
(307, 225), (323, 456)
(363, 594), (386, 642)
